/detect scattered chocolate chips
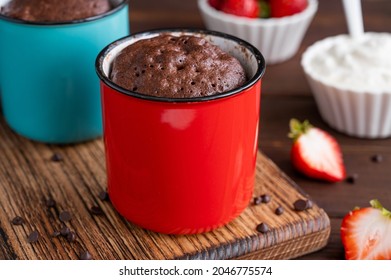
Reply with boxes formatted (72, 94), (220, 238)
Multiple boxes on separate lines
(293, 199), (313, 211)
(46, 198), (56, 208)
(56, 227), (77, 242)
(27, 231), (40, 243)
(256, 222), (269, 234)
(66, 231), (77, 242)
(294, 199), (310, 211)
(90, 206), (104, 216)
(50, 153), (63, 162)
(98, 191), (109, 201)
(253, 196), (262, 205)
(253, 194), (271, 205)
(261, 194), (271, 204)
(60, 226), (71, 236)
(371, 154), (383, 163)
(275, 206), (284, 216)
(59, 211), (72, 222)
(11, 216), (25, 226)
(80, 251), (93, 260)
(346, 174), (358, 184)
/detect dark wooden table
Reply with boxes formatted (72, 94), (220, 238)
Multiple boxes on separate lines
(130, 0), (391, 260)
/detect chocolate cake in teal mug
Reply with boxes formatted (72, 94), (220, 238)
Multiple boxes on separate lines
(0, 0), (129, 143)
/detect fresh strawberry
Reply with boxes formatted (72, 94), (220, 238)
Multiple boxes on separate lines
(270, 0), (308, 17)
(288, 119), (346, 182)
(208, 0), (223, 10)
(220, 0), (259, 18)
(341, 200), (391, 260)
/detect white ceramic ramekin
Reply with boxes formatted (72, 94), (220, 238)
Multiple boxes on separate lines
(198, 0), (318, 65)
(301, 34), (391, 139)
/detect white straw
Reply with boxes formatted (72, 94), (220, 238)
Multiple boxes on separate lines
(342, 0), (364, 39)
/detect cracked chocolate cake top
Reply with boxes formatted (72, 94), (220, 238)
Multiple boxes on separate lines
(110, 34), (247, 98)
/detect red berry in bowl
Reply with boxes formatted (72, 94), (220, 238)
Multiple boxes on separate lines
(270, 0), (308, 18)
(220, 0), (260, 19)
(208, 0), (223, 10)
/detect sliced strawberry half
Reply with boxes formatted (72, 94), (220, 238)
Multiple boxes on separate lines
(289, 119), (346, 182)
(341, 200), (391, 260)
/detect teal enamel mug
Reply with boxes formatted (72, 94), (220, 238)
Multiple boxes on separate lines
(0, 0), (129, 143)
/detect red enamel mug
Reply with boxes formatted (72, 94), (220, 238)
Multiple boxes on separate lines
(96, 29), (265, 234)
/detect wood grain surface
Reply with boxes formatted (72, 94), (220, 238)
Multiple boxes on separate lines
(0, 114), (329, 260)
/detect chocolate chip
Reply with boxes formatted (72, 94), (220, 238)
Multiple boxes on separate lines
(371, 154), (383, 163)
(46, 198), (56, 208)
(66, 231), (77, 242)
(261, 194), (271, 204)
(28, 231), (40, 243)
(98, 191), (109, 201)
(60, 226), (70, 236)
(11, 216), (25, 226)
(80, 251), (93, 260)
(52, 231), (61, 237)
(294, 199), (309, 211)
(253, 196), (262, 205)
(50, 153), (63, 162)
(256, 223), (269, 233)
(275, 206), (284, 216)
(346, 174), (358, 184)
(90, 206), (104, 216)
(59, 211), (72, 222)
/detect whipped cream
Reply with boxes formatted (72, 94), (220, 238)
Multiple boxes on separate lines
(304, 32), (391, 94)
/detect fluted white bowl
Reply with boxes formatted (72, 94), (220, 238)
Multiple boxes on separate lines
(302, 34), (391, 138)
(198, 0), (318, 64)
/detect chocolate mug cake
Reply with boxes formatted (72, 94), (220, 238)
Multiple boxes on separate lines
(0, 0), (112, 22)
(96, 29), (265, 234)
(0, 0), (129, 143)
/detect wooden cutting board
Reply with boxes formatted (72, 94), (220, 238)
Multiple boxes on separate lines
(0, 117), (330, 260)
